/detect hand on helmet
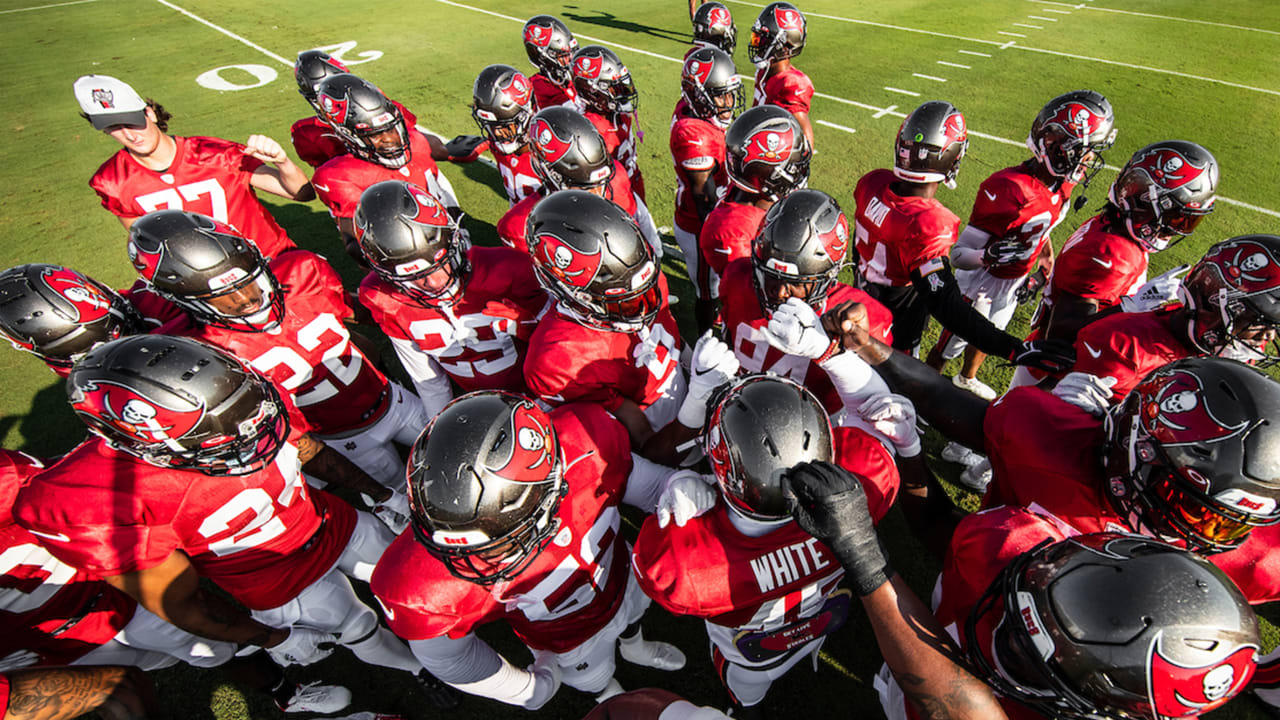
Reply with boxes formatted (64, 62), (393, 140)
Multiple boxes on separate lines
(1052, 372), (1118, 417)
(1009, 339), (1076, 374)
(656, 470), (718, 528)
(242, 134), (289, 164)
(1120, 265), (1190, 313)
(444, 135), (489, 163)
(266, 627), (336, 667)
(762, 297), (837, 360)
(678, 332), (740, 428)
(785, 461), (892, 596)
(855, 394), (921, 458)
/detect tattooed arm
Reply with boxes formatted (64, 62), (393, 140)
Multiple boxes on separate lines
(5, 665), (160, 720)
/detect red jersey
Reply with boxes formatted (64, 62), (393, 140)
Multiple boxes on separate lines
(290, 101), (418, 169)
(120, 280), (183, 329)
(752, 66), (813, 117)
(176, 251), (390, 435)
(358, 246), (548, 395)
(1, 450), (138, 668)
(313, 131), (444, 220)
(14, 439), (355, 610)
(1074, 307), (1191, 402)
(530, 72), (576, 110)
(499, 167), (638, 254)
(968, 161), (1075, 280)
(371, 403), (634, 652)
(492, 147), (541, 206)
(719, 259), (893, 413)
(852, 169), (960, 287)
(670, 108), (727, 235)
(90, 136), (296, 258)
(699, 200), (767, 282)
(1038, 214), (1148, 329)
(585, 110), (645, 201)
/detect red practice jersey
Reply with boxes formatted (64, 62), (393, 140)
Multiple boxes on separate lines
(358, 246), (548, 395)
(670, 107), (727, 235)
(371, 403), (634, 652)
(530, 72), (576, 110)
(1073, 307), (1191, 402)
(699, 200), (767, 284)
(119, 280), (183, 329)
(719, 259), (893, 413)
(90, 136), (296, 258)
(585, 110), (645, 201)
(492, 147), (542, 206)
(14, 439), (355, 611)
(968, 161), (1075, 280)
(852, 169), (960, 287)
(290, 101), (418, 169)
(752, 66), (813, 117)
(1, 450), (138, 668)
(1037, 214), (1148, 329)
(174, 251), (390, 436)
(312, 131), (444, 220)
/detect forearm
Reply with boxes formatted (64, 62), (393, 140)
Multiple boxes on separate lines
(912, 266), (1019, 360)
(275, 159), (313, 200)
(297, 433), (390, 501)
(895, 455), (963, 559)
(409, 635), (553, 709)
(949, 225), (991, 271)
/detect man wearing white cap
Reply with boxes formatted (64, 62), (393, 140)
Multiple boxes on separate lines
(75, 74), (312, 259)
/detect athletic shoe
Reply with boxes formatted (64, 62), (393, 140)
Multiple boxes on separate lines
(279, 682), (352, 714)
(940, 442), (981, 467)
(952, 374), (997, 401)
(619, 637), (686, 671)
(959, 459), (993, 493)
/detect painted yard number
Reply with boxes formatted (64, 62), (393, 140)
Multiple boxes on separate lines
(196, 41), (382, 92)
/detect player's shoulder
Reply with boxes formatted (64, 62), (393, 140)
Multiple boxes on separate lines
(551, 402), (628, 453)
(776, 66), (814, 94)
(357, 271), (401, 309)
(89, 149), (135, 190)
(271, 249), (339, 286)
(182, 135), (246, 164)
(853, 168), (895, 202)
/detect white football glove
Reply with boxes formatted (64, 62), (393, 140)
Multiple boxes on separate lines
(761, 297), (834, 360)
(656, 470), (718, 528)
(856, 394), (921, 458)
(366, 490), (411, 535)
(1120, 265), (1189, 313)
(1052, 372), (1118, 417)
(677, 332), (740, 428)
(267, 627), (336, 667)
(522, 650), (563, 711)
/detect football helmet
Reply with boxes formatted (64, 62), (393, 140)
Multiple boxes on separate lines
(724, 105), (812, 199)
(572, 46), (638, 116)
(128, 210), (284, 332)
(967, 533), (1258, 720)
(522, 15), (578, 86)
(752, 189), (849, 313)
(293, 49), (350, 114)
(471, 64), (535, 155)
(67, 334), (290, 476)
(526, 189), (661, 333)
(1181, 235), (1280, 365)
(315, 73), (411, 169)
(0, 264), (145, 369)
(692, 1), (736, 55)
(407, 391), (566, 585)
(354, 180), (470, 306)
(681, 47), (744, 130)
(704, 374), (834, 520)
(1026, 90), (1117, 187)
(894, 100), (968, 189)
(528, 106), (615, 193)
(1103, 357), (1280, 553)
(747, 2), (806, 68)
(1108, 140), (1218, 252)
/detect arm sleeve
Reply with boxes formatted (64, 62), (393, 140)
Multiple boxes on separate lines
(910, 259), (1020, 360)
(408, 634), (553, 709)
(949, 225), (992, 271)
(632, 194), (662, 260)
(389, 336), (453, 419)
(874, 350), (990, 452)
(621, 453), (675, 511)
(818, 351), (891, 412)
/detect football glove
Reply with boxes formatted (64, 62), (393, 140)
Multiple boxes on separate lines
(762, 297), (838, 360)
(786, 461), (892, 596)
(855, 394), (921, 458)
(1119, 264), (1190, 313)
(444, 135), (489, 163)
(1015, 268), (1047, 304)
(1052, 372), (1118, 417)
(1008, 339), (1075, 373)
(656, 470), (718, 528)
(677, 331), (740, 428)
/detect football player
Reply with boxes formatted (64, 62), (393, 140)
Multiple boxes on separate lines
(371, 392), (692, 709)
(522, 15), (579, 109)
(76, 74), (308, 259)
(671, 47), (742, 332)
(573, 45), (646, 200)
(689, 2), (736, 58)
(700, 105), (810, 304)
(128, 210), (422, 524)
(355, 180), (549, 420)
(852, 100), (1073, 374)
(747, 2), (813, 149)
(926, 90), (1118, 400)
(13, 336), (459, 710)
(632, 375), (901, 718)
(471, 64), (541, 205)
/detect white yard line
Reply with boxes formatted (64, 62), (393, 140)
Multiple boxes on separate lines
(998, 31), (1028, 38)
(1043, 9), (1073, 15)
(0, 0), (97, 13)
(1027, 15), (1058, 22)
(152, 0), (292, 65)
(816, 120), (857, 134)
(872, 105), (898, 118)
(1012, 23), (1043, 30)
(957, 49), (992, 57)
(883, 86), (921, 97)
(936, 60), (970, 69)
(1027, 0), (1280, 35)
(912, 73), (947, 82)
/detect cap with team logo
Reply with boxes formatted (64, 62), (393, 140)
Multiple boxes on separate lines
(74, 75), (148, 130)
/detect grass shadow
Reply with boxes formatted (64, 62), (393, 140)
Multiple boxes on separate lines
(561, 6), (692, 44)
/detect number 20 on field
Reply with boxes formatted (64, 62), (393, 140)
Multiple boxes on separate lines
(195, 41), (380, 92)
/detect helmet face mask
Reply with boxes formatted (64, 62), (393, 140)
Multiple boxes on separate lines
(692, 2), (737, 55)
(751, 188), (849, 313)
(1181, 236), (1280, 366)
(472, 64), (535, 155)
(528, 107), (616, 194)
(894, 101), (968, 189)
(316, 74), (412, 169)
(1108, 141), (1218, 252)
(681, 47), (744, 130)
(355, 181), (471, 307)
(1026, 90), (1117, 187)
(748, 2), (806, 68)
(522, 15), (578, 86)
(293, 49), (350, 113)
(725, 105), (812, 200)
(572, 46), (639, 115)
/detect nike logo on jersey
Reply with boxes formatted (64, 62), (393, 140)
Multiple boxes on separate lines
(1091, 258), (1114, 269)
(28, 529), (72, 543)
(1083, 342), (1103, 359)
(313, 183), (331, 193)
(983, 190), (998, 202)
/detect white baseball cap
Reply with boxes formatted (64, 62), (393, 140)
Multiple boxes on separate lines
(74, 74), (148, 130)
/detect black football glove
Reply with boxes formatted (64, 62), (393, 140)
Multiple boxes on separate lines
(982, 238), (1030, 268)
(1008, 339), (1075, 374)
(444, 134), (488, 162)
(1014, 268), (1047, 304)
(786, 461), (892, 596)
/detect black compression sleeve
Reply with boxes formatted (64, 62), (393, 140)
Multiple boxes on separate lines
(909, 259), (1021, 360)
(875, 348), (990, 452)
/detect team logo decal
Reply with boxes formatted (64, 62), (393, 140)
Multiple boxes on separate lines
(1130, 147), (1207, 191)
(532, 118), (573, 164)
(708, 6), (732, 28)
(1045, 102), (1102, 139)
(686, 58), (715, 86)
(1148, 633), (1255, 717)
(76, 380), (205, 448)
(774, 7), (803, 30)
(127, 239), (164, 282)
(40, 267), (113, 323)
(1205, 239), (1280, 295)
(524, 23), (552, 48)
(819, 213), (850, 259)
(500, 72), (532, 107)
(575, 54), (604, 80)
(91, 88), (114, 110)
(491, 400), (557, 482)
(536, 231), (603, 289)
(406, 186), (449, 227)
(1136, 369), (1248, 446)
(744, 126), (796, 166)
(319, 93), (349, 125)
(943, 112), (967, 145)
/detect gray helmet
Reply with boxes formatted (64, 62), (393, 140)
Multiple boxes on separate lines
(128, 210), (284, 332)
(894, 100), (968, 189)
(68, 334), (290, 476)
(681, 47), (744, 130)
(1180, 235), (1280, 364)
(704, 374), (834, 520)
(293, 49), (350, 112)
(528, 106), (615, 192)
(967, 533), (1259, 720)
(315, 73), (411, 169)
(471, 64), (535, 155)
(407, 391), (565, 585)
(752, 189), (850, 313)
(725, 105), (811, 199)
(526, 190), (661, 333)
(692, 2), (737, 55)
(1027, 89), (1117, 187)
(1108, 140), (1218, 252)
(0, 264), (145, 370)
(522, 15), (578, 86)
(1104, 357), (1280, 553)
(747, 2), (806, 68)
(571, 46), (638, 115)
(354, 180), (470, 307)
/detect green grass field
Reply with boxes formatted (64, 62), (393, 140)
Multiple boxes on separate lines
(2, 0), (1279, 717)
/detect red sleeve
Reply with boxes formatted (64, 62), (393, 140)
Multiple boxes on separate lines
(193, 136), (262, 179)
(523, 324), (624, 411)
(357, 274), (405, 340)
(834, 428), (899, 523)
(312, 162), (364, 219)
(276, 252), (352, 321)
(1073, 317), (1142, 394)
(497, 195), (537, 251)
(670, 122), (718, 172)
(370, 534), (501, 640)
(631, 517), (705, 617)
(1054, 250), (1121, 300)
(967, 173), (1027, 237)
(902, 208), (959, 273)
(771, 70), (814, 115)
(89, 159), (131, 218)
